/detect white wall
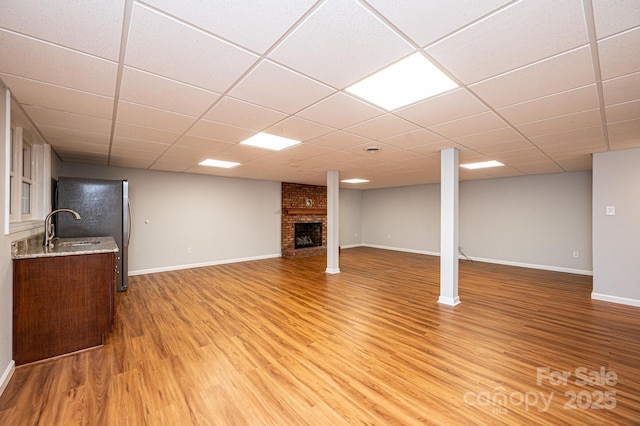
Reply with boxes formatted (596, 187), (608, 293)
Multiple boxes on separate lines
(592, 148), (640, 306)
(60, 163), (282, 274)
(361, 171), (593, 274)
(362, 184), (441, 254)
(460, 172), (592, 273)
(339, 188), (363, 248)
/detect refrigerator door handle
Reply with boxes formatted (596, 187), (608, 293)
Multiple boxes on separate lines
(127, 198), (132, 246)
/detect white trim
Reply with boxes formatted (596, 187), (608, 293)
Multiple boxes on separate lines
(359, 244), (593, 276)
(9, 219), (42, 235)
(438, 295), (461, 306)
(468, 256), (593, 276)
(129, 253), (281, 276)
(0, 360), (15, 397)
(325, 268), (340, 274)
(591, 293), (640, 308)
(339, 243), (364, 249)
(361, 243), (440, 257)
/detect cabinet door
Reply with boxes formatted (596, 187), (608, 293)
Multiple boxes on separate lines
(13, 253), (113, 365)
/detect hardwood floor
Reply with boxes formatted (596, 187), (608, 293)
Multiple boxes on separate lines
(1, 247), (640, 424)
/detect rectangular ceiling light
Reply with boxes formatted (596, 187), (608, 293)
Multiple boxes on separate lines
(341, 178), (370, 184)
(240, 132), (301, 151)
(199, 159), (240, 168)
(345, 52), (459, 111)
(460, 160), (504, 170)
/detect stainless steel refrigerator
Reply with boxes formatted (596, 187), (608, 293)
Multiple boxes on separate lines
(55, 177), (131, 292)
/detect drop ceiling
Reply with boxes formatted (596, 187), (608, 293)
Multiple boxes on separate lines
(0, 0), (638, 189)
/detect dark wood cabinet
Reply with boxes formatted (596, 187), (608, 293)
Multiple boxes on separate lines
(13, 252), (116, 365)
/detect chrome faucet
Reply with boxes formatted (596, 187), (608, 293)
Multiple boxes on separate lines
(43, 209), (81, 247)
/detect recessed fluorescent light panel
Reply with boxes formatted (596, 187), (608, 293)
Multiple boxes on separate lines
(240, 132), (301, 151)
(345, 52), (459, 111)
(341, 178), (370, 184)
(460, 160), (504, 170)
(199, 159), (240, 168)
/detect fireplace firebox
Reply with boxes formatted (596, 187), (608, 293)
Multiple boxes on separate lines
(294, 222), (322, 249)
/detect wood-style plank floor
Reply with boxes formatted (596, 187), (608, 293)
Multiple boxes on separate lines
(1, 247), (639, 425)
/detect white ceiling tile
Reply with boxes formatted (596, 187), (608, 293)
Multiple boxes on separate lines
(530, 126), (605, 146)
(113, 122), (181, 144)
(112, 136), (172, 152)
(188, 119), (254, 143)
(307, 131), (370, 150)
(380, 129), (444, 149)
(270, 0), (413, 88)
(345, 114), (420, 140)
(0, 73), (113, 119)
(474, 138), (535, 155)
(125, 4), (258, 92)
(510, 160), (564, 175)
(396, 89), (487, 127)
(23, 106), (111, 135)
(265, 116), (334, 142)
(268, 143), (334, 163)
(454, 128), (526, 148)
(592, 0), (640, 39)
(229, 60), (334, 114)
(297, 92), (384, 129)
(607, 118), (640, 149)
(120, 67), (219, 117)
(163, 145), (224, 161)
(498, 85), (600, 125)
(150, 155), (195, 172)
(203, 97), (287, 131)
(602, 71), (640, 105)
(0, 0), (124, 60)
(598, 27), (640, 80)
(143, 0), (316, 53)
(606, 100), (640, 123)
(555, 155), (593, 172)
(38, 125), (110, 146)
(173, 135), (233, 152)
(213, 144), (275, 163)
(0, 29), (117, 96)
(50, 139), (109, 152)
(109, 156), (155, 169)
(426, 0), (588, 84)
(407, 140), (465, 156)
(110, 145), (162, 160)
(367, 0), (511, 46)
(470, 47), (595, 108)
(517, 109), (602, 137)
(429, 112), (507, 139)
(117, 101), (196, 133)
(540, 138), (607, 156)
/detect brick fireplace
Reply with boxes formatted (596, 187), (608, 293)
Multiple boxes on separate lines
(281, 182), (327, 259)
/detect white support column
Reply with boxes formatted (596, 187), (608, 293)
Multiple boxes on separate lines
(326, 170), (340, 274)
(439, 148), (460, 306)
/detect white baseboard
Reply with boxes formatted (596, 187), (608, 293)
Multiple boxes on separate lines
(591, 293), (640, 308)
(360, 244), (440, 257)
(0, 360), (15, 398)
(129, 253), (281, 276)
(468, 256), (593, 276)
(358, 244), (593, 276)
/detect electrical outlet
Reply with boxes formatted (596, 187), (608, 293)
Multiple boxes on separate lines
(573, 251), (579, 259)
(187, 247), (193, 254)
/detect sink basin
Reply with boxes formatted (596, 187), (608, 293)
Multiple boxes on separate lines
(57, 240), (101, 247)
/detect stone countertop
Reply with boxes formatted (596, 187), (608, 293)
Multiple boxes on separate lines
(12, 234), (119, 259)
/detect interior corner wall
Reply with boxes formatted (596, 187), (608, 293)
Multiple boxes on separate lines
(60, 162), (282, 274)
(592, 148), (640, 306)
(361, 171), (593, 273)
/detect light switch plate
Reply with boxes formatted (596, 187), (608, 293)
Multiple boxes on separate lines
(606, 206), (616, 216)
